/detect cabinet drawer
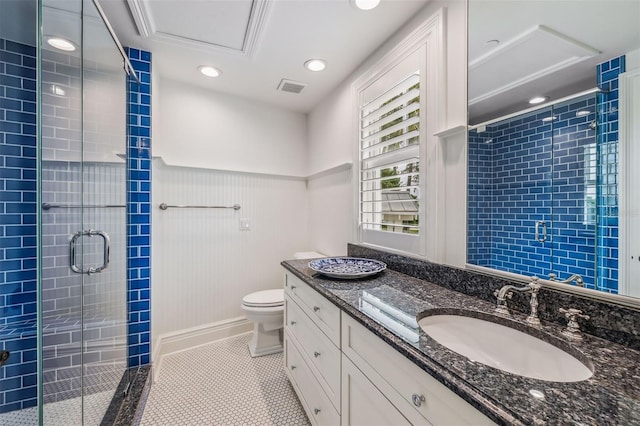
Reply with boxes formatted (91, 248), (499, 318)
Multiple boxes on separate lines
(342, 355), (411, 426)
(286, 297), (341, 411)
(285, 272), (340, 346)
(342, 315), (495, 426)
(285, 330), (341, 426)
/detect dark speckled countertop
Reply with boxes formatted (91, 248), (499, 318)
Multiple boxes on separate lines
(282, 259), (640, 426)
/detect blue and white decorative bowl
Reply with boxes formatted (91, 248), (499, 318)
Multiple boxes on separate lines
(308, 257), (386, 279)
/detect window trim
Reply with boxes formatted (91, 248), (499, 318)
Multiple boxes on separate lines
(352, 8), (445, 258)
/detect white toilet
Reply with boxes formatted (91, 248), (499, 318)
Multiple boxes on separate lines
(241, 251), (324, 357)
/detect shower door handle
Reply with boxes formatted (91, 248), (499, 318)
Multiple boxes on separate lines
(534, 221), (547, 242)
(70, 230), (111, 275)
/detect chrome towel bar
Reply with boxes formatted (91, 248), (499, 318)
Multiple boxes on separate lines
(42, 203), (126, 210)
(159, 203), (241, 211)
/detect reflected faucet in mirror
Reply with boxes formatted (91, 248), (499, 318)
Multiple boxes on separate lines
(549, 273), (584, 288)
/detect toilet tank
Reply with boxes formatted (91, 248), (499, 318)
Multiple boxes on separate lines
(293, 251), (325, 259)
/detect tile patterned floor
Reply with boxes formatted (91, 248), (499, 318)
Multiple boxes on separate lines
(0, 390), (114, 426)
(140, 333), (310, 426)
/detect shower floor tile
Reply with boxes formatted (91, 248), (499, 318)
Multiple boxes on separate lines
(0, 390), (113, 426)
(140, 333), (310, 426)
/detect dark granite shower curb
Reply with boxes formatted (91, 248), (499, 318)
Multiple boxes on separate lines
(101, 365), (152, 426)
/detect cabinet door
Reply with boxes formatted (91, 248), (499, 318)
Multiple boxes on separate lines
(342, 356), (414, 426)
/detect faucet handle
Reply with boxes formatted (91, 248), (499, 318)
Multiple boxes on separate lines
(559, 308), (589, 321)
(529, 276), (542, 290)
(493, 289), (513, 299)
(559, 308), (590, 341)
(548, 273), (557, 281)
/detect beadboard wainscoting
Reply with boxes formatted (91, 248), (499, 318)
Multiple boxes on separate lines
(151, 160), (310, 360)
(307, 166), (352, 257)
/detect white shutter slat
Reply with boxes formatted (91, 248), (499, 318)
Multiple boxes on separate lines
(361, 95), (419, 133)
(361, 116), (420, 147)
(361, 171), (419, 183)
(360, 185), (420, 194)
(361, 145), (419, 170)
(361, 73), (420, 116)
(361, 130), (419, 156)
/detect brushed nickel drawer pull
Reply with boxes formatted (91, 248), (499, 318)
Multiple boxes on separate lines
(412, 393), (425, 407)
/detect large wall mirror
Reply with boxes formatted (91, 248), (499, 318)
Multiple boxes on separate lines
(467, 1), (640, 302)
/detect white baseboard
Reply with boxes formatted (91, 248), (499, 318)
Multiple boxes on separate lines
(152, 316), (253, 381)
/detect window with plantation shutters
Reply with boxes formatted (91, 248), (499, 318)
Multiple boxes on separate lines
(360, 72), (421, 237)
(354, 10), (443, 257)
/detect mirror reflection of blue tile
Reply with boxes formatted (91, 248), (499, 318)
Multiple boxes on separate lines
(468, 56), (624, 293)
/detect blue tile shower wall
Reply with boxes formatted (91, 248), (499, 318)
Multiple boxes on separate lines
(126, 48), (151, 367)
(549, 96), (598, 286)
(468, 98), (599, 287)
(0, 39), (38, 412)
(595, 56), (624, 293)
(475, 108), (557, 279)
(467, 130), (493, 267)
(468, 57), (624, 292)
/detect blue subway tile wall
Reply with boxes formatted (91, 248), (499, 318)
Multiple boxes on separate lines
(549, 96), (598, 286)
(595, 56), (624, 293)
(0, 38), (38, 413)
(468, 95), (600, 288)
(467, 129), (493, 267)
(126, 48), (151, 367)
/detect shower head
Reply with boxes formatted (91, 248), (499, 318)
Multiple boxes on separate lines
(588, 120), (597, 131)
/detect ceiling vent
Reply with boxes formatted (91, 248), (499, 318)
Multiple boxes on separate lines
(277, 79), (307, 94)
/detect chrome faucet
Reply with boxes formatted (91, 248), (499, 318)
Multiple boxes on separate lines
(549, 273), (584, 287)
(494, 277), (542, 326)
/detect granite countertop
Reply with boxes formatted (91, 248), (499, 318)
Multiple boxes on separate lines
(282, 259), (640, 426)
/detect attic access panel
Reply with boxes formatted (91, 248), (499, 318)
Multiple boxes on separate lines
(128, 0), (268, 55)
(468, 25), (600, 105)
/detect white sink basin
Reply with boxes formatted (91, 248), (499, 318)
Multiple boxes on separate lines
(418, 314), (593, 382)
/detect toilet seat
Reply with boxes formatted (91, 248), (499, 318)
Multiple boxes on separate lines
(242, 289), (284, 308)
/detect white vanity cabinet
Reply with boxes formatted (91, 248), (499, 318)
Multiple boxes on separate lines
(341, 314), (496, 426)
(283, 269), (496, 426)
(284, 272), (341, 425)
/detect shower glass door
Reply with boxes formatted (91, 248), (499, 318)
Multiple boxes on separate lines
(468, 92), (601, 289)
(40, 0), (127, 423)
(467, 105), (554, 277)
(549, 94), (598, 289)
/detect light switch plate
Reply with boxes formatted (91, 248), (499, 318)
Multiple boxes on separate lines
(240, 218), (251, 231)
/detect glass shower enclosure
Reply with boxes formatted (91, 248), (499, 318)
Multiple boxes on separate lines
(1, 0), (130, 423)
(468, 90), (617, 292)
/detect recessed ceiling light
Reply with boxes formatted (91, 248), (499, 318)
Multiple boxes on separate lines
(529, 96), (548, 105)
(576, 110), (591, 117)
(304, 59), (326, 72)
(198, 66), (221, 78)
(352, 0), (381, 10)
(542, 116), (556, 122)
(485, 39), (500, 47)
(46, 37), (76, 52)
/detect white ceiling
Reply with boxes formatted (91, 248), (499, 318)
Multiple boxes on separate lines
(469, 0), (640, 124)
(99, 0), (431, 113)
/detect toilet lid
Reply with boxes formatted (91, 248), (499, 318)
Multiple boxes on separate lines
(242, 289), (284, 307)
